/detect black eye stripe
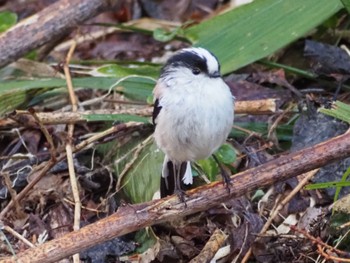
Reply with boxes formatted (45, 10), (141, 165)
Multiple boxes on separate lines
(161, 51), (209, 76)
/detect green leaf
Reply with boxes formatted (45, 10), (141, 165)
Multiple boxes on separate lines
(153, 27), (179, 42)
(215, 144), (236, 164)
(96, 64), (160, 79)
(184, 0), (343, 74)
(0, 11), (17, 33)
(0, 87), (50, 117)
(334, 166), (350, 203)
(84, 113), (149, 123)
(319, 101), (350, 123)
(197, 157), (219, 182)
(305, 181), (350, 190)
(232, 122), (294, 141)
(134, 228), (157, 253)
(341, 0), (350, 14)
(330, 212), (350, 229)
(119, 142), (164, 203)
(0, 77), (155, 116)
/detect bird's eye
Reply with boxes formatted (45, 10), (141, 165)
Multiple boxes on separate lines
(192, 68), (201, 75)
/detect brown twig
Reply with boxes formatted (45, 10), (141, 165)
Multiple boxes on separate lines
(2, 130), (350, 263)
(73, 122), (145, 152)
(241, 169), (318, 263)
(291, 226), (350, 261)
(189, 228), (227, 263)
(12, 108), (151, 125)
(0, 159), (59, 220)
(0, 122), (145, 221)
(0, 0), (118, 68)
(5, 99), (276, 128)
(115, 135), (153, 192)
(2, 225), (35, 249)
(28, 108), (57, 161)
(236, 98), (277, 114)
(267, 103), (294, 141)
(63, 40), (81, 263)
(317, 244), (350, 262)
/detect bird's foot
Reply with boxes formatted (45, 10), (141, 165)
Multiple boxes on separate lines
(174, 189), (188, 207)
(221, 170), (232, 194)
(212, 154), (232, 194)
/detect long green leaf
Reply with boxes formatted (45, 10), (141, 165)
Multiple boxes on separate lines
(305, 181), (350, 190)
(341, 0), (350, 13)
(184, 0), (343, 74)
(84, 114), (149, 123)
(319, 101), (350, 123)
(116, 141), (163, 204)
(0, 77), (155, 116)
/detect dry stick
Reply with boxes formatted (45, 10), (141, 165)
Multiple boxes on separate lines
(9, 99), (276, 126)
(2, 172), (18, 206)
(115, 135), (153, 192)
(2, 225), (35, 249)
(13, 108), (152, 125)
(73, 122), (144, 152)
(267, 103), (294, 140)
(0, 0), (117, 68)
(236, 98), (277, 115)
(63, 41), (81, 263)
(233, 223), (249, 263)
(241, 169), (319, 263)
(1, 172), (26, 221)
(3, 131), (350, 263)
(0, 159), (58, 220)
(65, 144), (80, 263)
(0, 122), (144, 221)
(28, 109), (57, 160)
(189, 228), (227, 263)
(292, 226), (350, 262)
(317, 244), (350, 262)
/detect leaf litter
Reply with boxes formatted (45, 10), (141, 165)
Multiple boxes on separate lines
(1, 0), (350, 262)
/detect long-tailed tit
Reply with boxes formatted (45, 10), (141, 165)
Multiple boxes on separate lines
(152, 47), (235, 200)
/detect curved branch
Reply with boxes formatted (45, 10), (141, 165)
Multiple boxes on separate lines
(2, 131), (350, 263)
(0, 0), (118, 68)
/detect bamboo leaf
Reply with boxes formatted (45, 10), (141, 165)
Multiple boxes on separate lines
(341, 0), (350, 14)
(0, 77), (155, 116)
(319, 101), (350, 123)
(84, 114), (149, 123)
(184, 0), (343, 74)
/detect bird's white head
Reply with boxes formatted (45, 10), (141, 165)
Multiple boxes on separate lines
(160, 47), (221, 81)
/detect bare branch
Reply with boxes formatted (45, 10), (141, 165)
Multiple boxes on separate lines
(2, 130), (350, 263)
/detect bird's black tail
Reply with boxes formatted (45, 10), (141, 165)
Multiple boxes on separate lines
(160, 160), (189, 198)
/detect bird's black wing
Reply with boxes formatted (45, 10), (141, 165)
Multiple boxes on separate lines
(152, 98), (162, 126)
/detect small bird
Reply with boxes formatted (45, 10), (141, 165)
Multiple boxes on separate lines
(152, 47), (235, 200)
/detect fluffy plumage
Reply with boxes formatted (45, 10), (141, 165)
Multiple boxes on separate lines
(153, 47), (234, 198)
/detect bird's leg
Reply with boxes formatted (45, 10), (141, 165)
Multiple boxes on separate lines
(173, 163), (187, 205)
(333, 79), (344, 101)
(212, 154), (232, 193)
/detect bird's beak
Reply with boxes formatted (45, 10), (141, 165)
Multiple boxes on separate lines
(210, 71), (221, 78)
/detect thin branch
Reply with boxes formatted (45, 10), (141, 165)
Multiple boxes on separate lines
(28, 108), (57, 160)
(115, 135), (153, 192)
(189, 228), (227, 263)
(5, 99), (276, 128)
(0, 0), (117, 68)
(2, 225), (35, 249)
(0, 122), (145, 220)
(241, 169), (318, 263)
(64, 41), (83, 263)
